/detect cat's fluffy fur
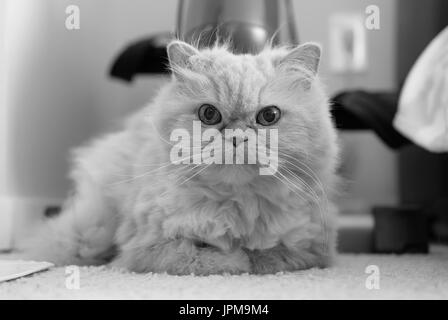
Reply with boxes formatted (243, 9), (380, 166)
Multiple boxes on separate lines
(21, 41), (339, 275)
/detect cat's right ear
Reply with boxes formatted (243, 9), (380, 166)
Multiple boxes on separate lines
(275, 43), (322, 90)
(278, 43), (321, 75)
(167, 41), (199, 78)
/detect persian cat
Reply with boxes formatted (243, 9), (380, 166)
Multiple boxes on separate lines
(22, 40), (339, 275)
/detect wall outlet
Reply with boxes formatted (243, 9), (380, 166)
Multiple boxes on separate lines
(329, 13), (367, 73)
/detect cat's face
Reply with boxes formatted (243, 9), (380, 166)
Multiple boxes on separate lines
(153, 41), (338, 185)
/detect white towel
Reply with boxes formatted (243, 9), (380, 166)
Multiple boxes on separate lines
(394, 26), (448, 152)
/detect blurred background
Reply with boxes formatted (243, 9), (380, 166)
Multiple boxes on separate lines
(0, 0), (447, 253)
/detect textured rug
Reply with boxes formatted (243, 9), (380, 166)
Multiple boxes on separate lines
(1, 246), (448, 300)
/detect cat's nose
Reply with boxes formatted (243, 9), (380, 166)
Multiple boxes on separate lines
(232, 136), (249, 147)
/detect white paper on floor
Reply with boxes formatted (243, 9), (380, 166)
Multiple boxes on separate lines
(0, 260), (54, 282)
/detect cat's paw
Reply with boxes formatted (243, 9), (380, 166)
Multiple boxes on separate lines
(160, 240), (251, 275)
(246, 249), (289, 274)
(188, 247), (251, 275)
(246, 245), (329, 274)
(111, 238), (250, 275)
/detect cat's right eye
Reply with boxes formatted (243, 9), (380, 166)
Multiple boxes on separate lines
(256, 106), (281, 126)
(198, 104), (222, 125)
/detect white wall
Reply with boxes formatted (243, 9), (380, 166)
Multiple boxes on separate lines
(0, 0), (13, 249)
(1, 0), (9, 196)
(2, 0), (177, 200)
(294, 0), (397, 94)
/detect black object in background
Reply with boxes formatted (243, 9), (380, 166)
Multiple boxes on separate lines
(331, 91), (411, 149)
(110, 33), (172, 81)
(373, 206), (429, 253)
(44, 206), (61, 218)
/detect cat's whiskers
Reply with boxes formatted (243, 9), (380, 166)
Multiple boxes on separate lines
(273, 173), (329, 256)
(278, 152), (326, 192)
(148, 116), (178, 147)
(160, 163), (212, 198)
(274, 163), (330, 255)
(280, 167), (321, 202)
(112, 135), (222, 187)
(248, 139), (319, 202)
(256, 135), (311, 160)
(157, 148), (215, 190)
(278, 152), (331, 226)
(108, 153), (197, 186)
(270, 173), (308, 205)
(275, 166), (319, 207)
(148, 116), (208, 152)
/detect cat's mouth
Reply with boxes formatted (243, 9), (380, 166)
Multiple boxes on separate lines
(194, 240), (215, 249)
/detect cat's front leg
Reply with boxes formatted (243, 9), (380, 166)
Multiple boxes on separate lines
(112, 238), (251, 275)
(19, 171), (118, 266)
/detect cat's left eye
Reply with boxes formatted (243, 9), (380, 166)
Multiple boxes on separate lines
(256, 106), (281, 126)
(198, 104), (222, 125)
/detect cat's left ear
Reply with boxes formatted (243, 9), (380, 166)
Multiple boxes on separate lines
(167, 40), (200, 75)
(278, 42), (321, 77)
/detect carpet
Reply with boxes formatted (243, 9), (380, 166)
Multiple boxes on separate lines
(1, 246), (448, 300)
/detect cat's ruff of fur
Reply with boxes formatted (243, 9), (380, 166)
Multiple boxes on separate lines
(20, 40), (340, 275)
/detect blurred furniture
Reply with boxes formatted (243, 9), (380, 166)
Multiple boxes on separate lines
(331, 91), (410, 149)
(111, 0), (298, 81)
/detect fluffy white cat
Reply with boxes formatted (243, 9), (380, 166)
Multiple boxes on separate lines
(21, 40), (340, 275)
